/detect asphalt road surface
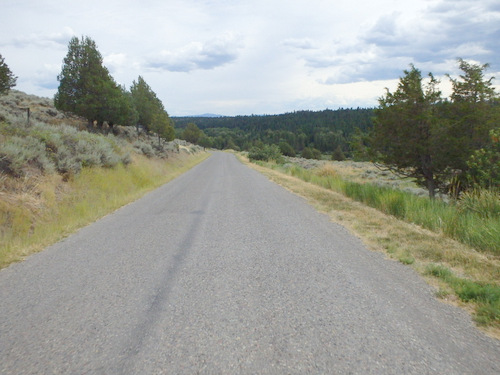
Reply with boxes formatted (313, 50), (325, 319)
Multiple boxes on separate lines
(1, 152), (499, 374)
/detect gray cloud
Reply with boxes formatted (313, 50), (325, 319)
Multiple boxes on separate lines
(311, 0), (500, 86)
(0, 27), (74, 48)
(362, 0), (500, 73)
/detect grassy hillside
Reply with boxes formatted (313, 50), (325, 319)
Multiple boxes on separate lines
(0, 90), (208, 268)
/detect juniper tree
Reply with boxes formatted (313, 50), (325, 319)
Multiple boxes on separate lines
(54, 36), (126, 128)
(130, 76), (165, 131)
(182, 123), (202, 144)
(0, 53), (17, 95)
(370, 65), (445, 198)
(151, 112), (175, 146)
(444, 59), (499, 192)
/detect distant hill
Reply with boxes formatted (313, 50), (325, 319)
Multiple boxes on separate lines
(195, 113), (223, 118)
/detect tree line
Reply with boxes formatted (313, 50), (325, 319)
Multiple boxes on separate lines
(174, 108), (374, 159)
(0, 36), (174, 142)
(54, 36), (174, 142)
(2, 44), (497, 198)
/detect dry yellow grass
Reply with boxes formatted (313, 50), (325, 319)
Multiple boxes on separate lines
(243, 157), (500, 339)
(0, 152), (210, 269)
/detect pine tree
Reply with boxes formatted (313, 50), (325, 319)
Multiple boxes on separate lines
(182, 123), (202, 144)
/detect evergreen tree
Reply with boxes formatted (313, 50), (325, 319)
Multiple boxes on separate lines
(0, 53), (17, 95)
(370, 65), (444, 198)
(182, 123), (202, 144)
(444, 59), (498, 192)
(130, 76), (165, 131)
(279, 141), (296, 157)
(111, 85), (139, 127)
(151, 112), (175, 146)
(301, 147), (314, 159)
(54, 36), (124, 127)
(466, 128), (500, 189)
(332, 145), (345, 161)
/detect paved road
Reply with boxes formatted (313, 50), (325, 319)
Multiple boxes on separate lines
(1, 152), (499, 374)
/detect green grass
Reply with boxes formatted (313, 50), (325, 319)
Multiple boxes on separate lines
(268, 163), (499, 255)
(425, 264), (500, 325)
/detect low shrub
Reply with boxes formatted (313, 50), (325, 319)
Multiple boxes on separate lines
(0, 119), (128, 177)
(248, 144), (284, 163)
(134, 140), (155, 158)
(0, 136), (55, 176)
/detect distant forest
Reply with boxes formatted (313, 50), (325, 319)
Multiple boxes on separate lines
(173, 108), (374, 158)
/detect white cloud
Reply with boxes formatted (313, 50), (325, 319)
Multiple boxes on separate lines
(147, 32), (243, 72)
(282, 38), (316, 50)
(33, 64), (60, 90)
(103, 53), (130, 75)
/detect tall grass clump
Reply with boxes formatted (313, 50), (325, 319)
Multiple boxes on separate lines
(458, 189), (500, 219)
(277, 163), (499, 255)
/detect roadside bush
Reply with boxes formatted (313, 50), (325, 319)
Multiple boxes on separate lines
(0, 136), (54, 176)
(279, 141), (296, 157)
(55, 145), (81, 176)
(332, 145), (346, 161)
(121, 152), (132, 166)
(312, 148), (322, 159)
(133, 140), (155, 158)
(0, 118), (128, 177)
(301, 147), (314, 159)
(248, 144), (284, 163)
(301, 147), (322, 160)
(466, 129), (500, 190)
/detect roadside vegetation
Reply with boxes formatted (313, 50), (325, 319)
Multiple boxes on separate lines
(265, 162), (499, 255)
(242, 156), (499, 336)
(0, 149), (208, 268)
(1, 39), (498, 334)
(0, 96), (208, 268)
(0, 41), (207, 269)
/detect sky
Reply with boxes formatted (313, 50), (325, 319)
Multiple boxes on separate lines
(1, 0), (499, 116)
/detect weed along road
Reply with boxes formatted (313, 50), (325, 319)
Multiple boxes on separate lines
(0, 152), (499, 374)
